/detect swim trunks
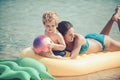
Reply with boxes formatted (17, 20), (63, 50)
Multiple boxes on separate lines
(80, 33), (106, 54)
(53, 50), (66, 57)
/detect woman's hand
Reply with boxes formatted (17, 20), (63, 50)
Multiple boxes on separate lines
(70, 34), (86, 59)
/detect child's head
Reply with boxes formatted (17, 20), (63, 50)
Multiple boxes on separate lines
(42, 11), (59, 25)
(42, 11), (59, 33)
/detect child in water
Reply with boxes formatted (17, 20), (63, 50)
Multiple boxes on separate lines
(35, 11), (66, 59)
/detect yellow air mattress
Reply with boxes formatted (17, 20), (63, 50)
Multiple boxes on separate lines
(20, 47), (120, 76)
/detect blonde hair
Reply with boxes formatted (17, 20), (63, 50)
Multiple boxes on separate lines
(42, 11), (59, 25)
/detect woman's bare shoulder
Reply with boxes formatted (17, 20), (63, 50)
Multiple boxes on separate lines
(74, 33), (84, 39)
(74, 33), (86, 44)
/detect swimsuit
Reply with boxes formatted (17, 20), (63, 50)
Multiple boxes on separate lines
(80, 33), (105, 54)
(53, 50), (66, 57)
(80, 40), (89, 53)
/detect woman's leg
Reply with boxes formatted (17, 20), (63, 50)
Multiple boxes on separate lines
(117, 19), (120, 31)
(113, 5), (120, 31)
(104, 36), (120, 51)
(100, 6), (120, 35)
(100, 19), (114, 35)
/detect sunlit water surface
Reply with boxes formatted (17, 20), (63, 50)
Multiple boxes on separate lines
(0, 0), (120, 59)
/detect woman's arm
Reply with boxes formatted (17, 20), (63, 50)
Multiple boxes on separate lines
(70, 34), (86, 59)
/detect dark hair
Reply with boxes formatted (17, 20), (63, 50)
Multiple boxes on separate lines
(57, 21), (73, 36)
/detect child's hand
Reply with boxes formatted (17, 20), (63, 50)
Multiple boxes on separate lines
(48, 41), (54, 49)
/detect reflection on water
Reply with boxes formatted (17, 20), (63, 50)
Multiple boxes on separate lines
(0, 0), (120, 59)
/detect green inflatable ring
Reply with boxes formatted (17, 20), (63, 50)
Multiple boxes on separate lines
(0, 65), (31, 80)
(0, 58), (54, 80)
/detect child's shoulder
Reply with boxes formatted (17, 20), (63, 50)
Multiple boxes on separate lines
(48, 32), (61, 39)
(52, 31), (61, 36)
(50, 32), (63, 41)
(56, 31), (63, 37)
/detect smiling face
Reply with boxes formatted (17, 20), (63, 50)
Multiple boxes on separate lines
(57, 21), (74, 43)
(64, 27), (75, 43)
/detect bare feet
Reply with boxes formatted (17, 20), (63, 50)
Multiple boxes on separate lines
(112, 6), (120, 22)
(112, 6), (120, 31)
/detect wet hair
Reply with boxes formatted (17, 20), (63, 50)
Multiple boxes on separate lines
(57, 21), (73, 36)
(42, 11), (59, 25)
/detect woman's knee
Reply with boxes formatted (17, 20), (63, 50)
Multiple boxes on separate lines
(104, 36), (114, 50)
(104, 36), (120, 51)
(104, 36), (111, 47)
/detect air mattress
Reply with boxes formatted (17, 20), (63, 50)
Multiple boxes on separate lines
(20, 47), (120, 76)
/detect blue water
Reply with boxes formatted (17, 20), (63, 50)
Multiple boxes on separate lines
(0, 0), (120, 59)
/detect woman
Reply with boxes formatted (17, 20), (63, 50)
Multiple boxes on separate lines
(57, 6), (120, 59)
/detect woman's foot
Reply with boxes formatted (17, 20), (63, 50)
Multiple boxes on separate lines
(112, 6), (120, 22)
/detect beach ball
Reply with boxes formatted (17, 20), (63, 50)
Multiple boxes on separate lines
(33, 35), (51, 54)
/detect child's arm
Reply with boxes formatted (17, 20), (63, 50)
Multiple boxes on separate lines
(51, 33), (66, 51)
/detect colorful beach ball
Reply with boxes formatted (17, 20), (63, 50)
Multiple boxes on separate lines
(33, 35), (51, 54)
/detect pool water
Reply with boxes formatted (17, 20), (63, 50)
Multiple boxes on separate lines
(0, 0), (120, 59)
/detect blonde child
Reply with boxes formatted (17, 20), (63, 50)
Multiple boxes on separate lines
(40, 11), (66, 58)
